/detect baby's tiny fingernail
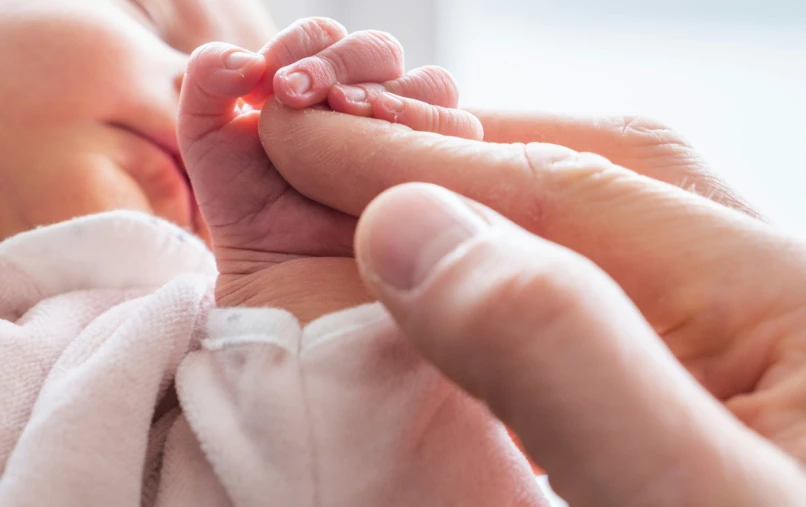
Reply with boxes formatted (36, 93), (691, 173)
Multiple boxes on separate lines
(339, 85), (368, 103)
(285, 71), (312, 95)
(224, 51), (262, 71)
(378, 92), (405, 113)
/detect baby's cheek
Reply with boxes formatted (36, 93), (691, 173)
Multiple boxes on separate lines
(0, 11), (144, 121)
(0, 155), (154, 240)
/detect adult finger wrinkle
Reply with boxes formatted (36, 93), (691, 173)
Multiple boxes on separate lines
(617, 115), (689, 147)
(519, 142), (620, 236)
(681, 170), (764, 221)
(471, 111), (760, 220)
(612, 115), (760, 217)
(613, 115), (702, 177)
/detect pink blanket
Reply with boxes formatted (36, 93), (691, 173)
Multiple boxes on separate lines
(0, 212), (546, 506)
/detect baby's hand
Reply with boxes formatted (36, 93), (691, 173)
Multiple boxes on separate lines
(177, 18), (481, 319)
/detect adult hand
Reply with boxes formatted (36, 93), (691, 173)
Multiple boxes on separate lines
(260, 105), (806, 504)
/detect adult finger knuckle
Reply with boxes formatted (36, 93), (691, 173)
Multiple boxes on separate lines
(519, 143), (624, 232)
(524, 143), (622, 191)
(616, 116), (760, 217)
(617, 115), (691, 151)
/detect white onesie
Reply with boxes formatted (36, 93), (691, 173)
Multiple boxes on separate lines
(0, 211), (553, 507)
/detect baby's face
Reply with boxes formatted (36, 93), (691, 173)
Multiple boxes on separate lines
(0, 0), (275, 241)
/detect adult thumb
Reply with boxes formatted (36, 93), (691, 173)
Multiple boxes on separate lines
(355, 183), (806, 507)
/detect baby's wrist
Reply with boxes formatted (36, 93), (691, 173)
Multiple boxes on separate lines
(215, 257), (373, 324)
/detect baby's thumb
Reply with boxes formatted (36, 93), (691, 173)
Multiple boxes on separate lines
(355, 183), (806, 507)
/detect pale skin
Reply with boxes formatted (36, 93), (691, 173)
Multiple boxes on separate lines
(0, 0), (276, 241)
(6, 0), (806, 503)
(0, 1), (474, 321)
(177, 17), (482, 320)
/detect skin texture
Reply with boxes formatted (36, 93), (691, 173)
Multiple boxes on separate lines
(10, 4), (806, 500)
(0, 2), (539, 490)
(256, 105), (806, 504)
(0, 3), (471, 320)
(177, 18), (481, 319)
(0, 0), (275, 242)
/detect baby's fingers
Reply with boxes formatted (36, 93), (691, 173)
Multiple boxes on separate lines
(371, 93), (483, 140)
(328, 66), (460, 116)
(330, 89), (483, 140)
(273, 30), (405, 108)
(326, 65), (475, 138)
(246, 17), (349, 104)
(384, 66), (460, 108)
(179, 42), (266, 145)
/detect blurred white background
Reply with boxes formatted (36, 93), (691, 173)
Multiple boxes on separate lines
(265, 0), (806, 235)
